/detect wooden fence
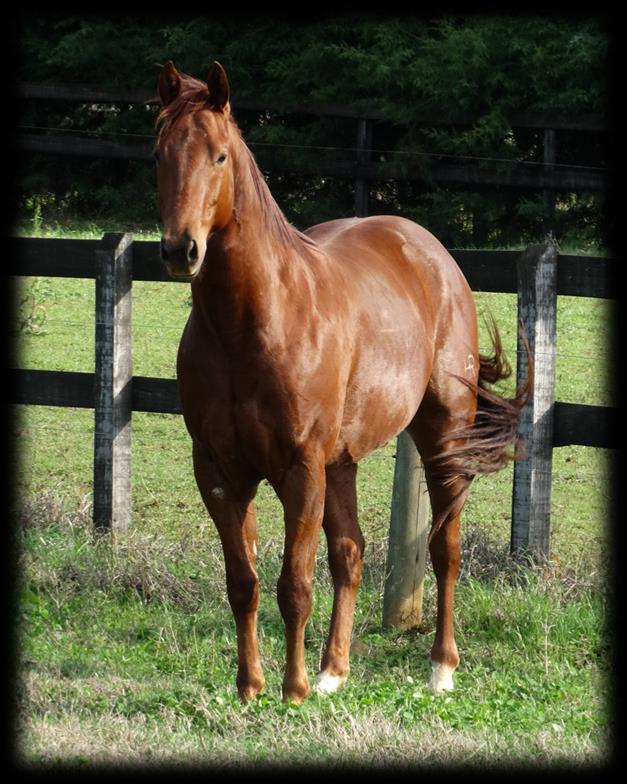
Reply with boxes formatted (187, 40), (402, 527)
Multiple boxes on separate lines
(9, 235), (617, 627)
(17, 82), (608, 221)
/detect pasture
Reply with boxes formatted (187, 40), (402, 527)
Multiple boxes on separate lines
(12, 225), (614, 769)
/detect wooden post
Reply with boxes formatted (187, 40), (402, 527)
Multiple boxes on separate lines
(93, 233), (133, 533)
(543, 128), (556, 237)
(383, 430), (430, 629)
(354, 118), (372, 217)
(511, 241), (558, 558)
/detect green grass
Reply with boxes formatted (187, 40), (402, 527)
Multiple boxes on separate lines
(16, 496), (610, 768)
(11, 224), (614, 768)
(16, 493), (610, 768)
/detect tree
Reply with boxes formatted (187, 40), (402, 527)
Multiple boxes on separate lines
(15, 14), (610, 248)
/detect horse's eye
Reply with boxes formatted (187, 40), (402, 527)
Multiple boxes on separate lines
(216, 152), (228, 165)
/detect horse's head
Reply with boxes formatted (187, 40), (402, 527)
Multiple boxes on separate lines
(155, 61), (234, 279)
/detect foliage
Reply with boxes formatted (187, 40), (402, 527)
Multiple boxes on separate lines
(15, 14), (610, 247)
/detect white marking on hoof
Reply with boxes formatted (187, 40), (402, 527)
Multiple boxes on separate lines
(314, 671), (348, 695)
(428, 661), (456, 693)
(211, 486), (225, 500)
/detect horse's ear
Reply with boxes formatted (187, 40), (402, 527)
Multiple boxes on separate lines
(159, 61), (182, 106)
(207, 61), (230, 112)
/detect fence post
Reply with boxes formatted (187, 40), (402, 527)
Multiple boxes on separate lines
(543, 128), (556, 237)
(383, 430), (430, 629)
(511, 241), (558, 558)
(93, 232), (133, 533)
(354, 118), (372, 217)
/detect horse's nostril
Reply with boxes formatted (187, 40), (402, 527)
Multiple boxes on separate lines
(160, 238), (169, 261)
(188, 239), (198, 263)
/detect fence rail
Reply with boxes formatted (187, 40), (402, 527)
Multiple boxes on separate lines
(10, 236), (617, 295)
(17, 132), (607, 194)
(16, 81), (608, 130)
(9, 366), (618, 452)
(10, 237), (616, 448)
(17, 81), (609, 220)
(10, 235), (617, 626)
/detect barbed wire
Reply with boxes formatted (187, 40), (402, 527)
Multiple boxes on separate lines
(17, 123), (608, 174)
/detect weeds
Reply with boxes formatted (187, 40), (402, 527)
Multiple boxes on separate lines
(14, 488), (610, 768)
(16, 279), (48, 336)
(458, 523), (605, 602)
(15, 491), (224, 612)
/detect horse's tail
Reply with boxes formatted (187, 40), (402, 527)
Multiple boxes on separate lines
(425, 315), (533, 542)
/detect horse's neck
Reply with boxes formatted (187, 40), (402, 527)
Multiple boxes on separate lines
(192, 144), (308, 343)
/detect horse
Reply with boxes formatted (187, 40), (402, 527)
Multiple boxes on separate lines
(154, 60), (530, 704)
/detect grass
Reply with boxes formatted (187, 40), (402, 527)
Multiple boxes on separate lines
(10, 222), (615, 770)
(15, 494), (610, 769)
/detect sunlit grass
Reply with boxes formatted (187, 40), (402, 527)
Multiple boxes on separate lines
(17, 493), (610, 767)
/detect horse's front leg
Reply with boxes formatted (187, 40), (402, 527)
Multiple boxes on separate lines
(275, 454), (326, 704)
(192, 442), (264, 702)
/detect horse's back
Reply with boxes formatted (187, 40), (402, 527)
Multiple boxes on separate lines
(305, 214), (448, 261)
(306, 215), (470, 302)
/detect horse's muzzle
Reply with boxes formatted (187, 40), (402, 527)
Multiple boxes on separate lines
(160, 236), (202, 279)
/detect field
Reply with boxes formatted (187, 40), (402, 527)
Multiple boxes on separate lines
(11, 226), (615, 769)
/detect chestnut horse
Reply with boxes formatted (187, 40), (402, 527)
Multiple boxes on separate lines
(154, 61), (529, 704)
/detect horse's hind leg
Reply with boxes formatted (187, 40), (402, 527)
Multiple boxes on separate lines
(407, 386), (477, 693)
(423, 472), (465, 693)
(315, 461), (364, 694)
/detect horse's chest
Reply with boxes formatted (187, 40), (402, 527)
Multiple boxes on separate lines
(230, 369), (323, 466)
(181, 354), (313, 482)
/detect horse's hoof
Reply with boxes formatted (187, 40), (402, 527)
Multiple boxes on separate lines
(313, 671), (348, 695)
(282, 678), (311, 705)
(237, 677), (265, 703)
(427, 661), (455, 693)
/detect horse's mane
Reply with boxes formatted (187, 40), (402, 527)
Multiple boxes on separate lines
(155, 74), (211, 145)
(156, 75), (318, 256)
